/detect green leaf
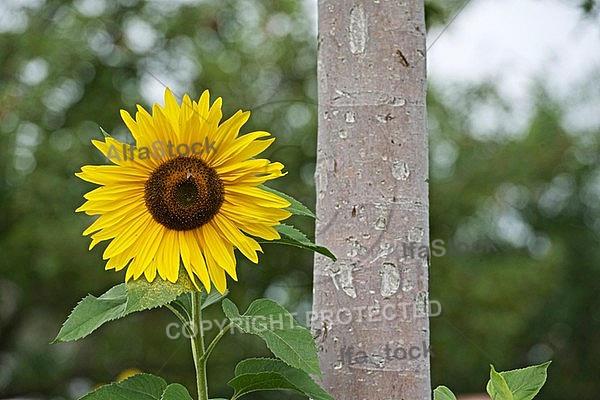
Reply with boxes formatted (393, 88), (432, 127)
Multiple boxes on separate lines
(222, 298), (322, 377)
(494, 361), (551, 400)
(487, 365), (514, 400)
(260, 185), (316, 218)
(161, 383), (194, 400)
(54, 271), (196, 343)
(267, 224), (336, 261)
(125, 271), (196, 313)
(229, 358), (332, 400)
(54, 284), (128, 343)
(79, 373), (193, 400)
(172, 293), (193, 321)
(80, 373), (167, 400)
(202, 288), (229, 310)
(433, 386), (458, 400)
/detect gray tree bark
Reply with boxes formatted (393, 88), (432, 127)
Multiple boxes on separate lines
(312, 0), (430, 398)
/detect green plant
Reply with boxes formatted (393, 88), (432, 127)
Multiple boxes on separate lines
(434, 361), (551, 400)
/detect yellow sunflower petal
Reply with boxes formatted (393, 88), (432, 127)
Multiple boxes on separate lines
(203, 110), (249, 164)
(101, 210), (152, 258)
(143, 262), (157, 282)
(82, 200), (141, 235)
(197, 90), (211, 119)
(152, 103), (178, 147)
(197, 228), (228, 293)
(220, 202), (289, 224)
(83, 185), (143, 203)
(77, 165), (148, 185)
(205, 94), (223, 126)
(210, 131), (272, 167)
(163, 88), (181, 128)
(212, 214), (263, 263)
(225, 137), (276, 164)
(188, 230), (212, 292)
(120, 109), (147, 146)
(159, 230), (180, 283)
(218, 161), (286, 185)
(106, 251), (131, 272)
(133, 221), (165, 280)
(178, 230), (202, 291)
(224, 185), (291, 208)
(202, 221), (237, 279)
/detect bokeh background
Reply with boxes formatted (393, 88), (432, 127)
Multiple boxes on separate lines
(1, 0), (599, 398)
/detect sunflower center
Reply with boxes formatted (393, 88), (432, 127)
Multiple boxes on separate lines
(175, 181), (198, 208)
(144, 157), (224, 231)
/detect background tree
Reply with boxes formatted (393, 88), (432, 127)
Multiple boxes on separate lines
(313, 0), (430, 398)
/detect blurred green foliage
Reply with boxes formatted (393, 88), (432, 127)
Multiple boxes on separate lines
(0, 0), (599, 399)
(428, 83), (600, 398)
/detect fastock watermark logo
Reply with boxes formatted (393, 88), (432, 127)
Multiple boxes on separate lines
(402, 235), (498, 259)
(105, 137), (217, 162)
(337, 341), (433, 367)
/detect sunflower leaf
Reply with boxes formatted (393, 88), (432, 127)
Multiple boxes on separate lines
(267, 224), (336, 261)
(486, 362), (551, 400)
(79, 373), (166, 399)
(487, 365), (514, 400)
(222, 299), (322, 377)
(229, 358), (332, 400)
(160, 383), (194, 400)
(259, 185), (316, 218)
(125, 271), (196, 314)
(54, 271), (196, 343)
(201, 288), (229, 310)
(78, 373), (193, 400)
(53, 284), (128, 343)
(172, 293), (193, 321)
(433, 386), (458, 400)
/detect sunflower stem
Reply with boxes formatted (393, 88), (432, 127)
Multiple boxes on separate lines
(165, 303), (189, 326)
(190, 291), (209, 400)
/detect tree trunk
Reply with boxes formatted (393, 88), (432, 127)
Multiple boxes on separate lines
(313, 0), (430, 398)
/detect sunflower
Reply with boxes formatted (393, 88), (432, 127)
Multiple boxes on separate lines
(76, 88), (291, 293)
